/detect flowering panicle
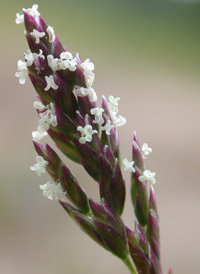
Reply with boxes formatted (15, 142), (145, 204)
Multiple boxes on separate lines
(16, 5), (165, 274)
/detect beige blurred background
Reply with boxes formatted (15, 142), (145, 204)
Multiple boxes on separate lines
(1, 0), (200, 273)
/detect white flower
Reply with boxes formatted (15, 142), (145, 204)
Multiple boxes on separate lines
(139, 170), (156, 185)
(38, 103), (57, 132)
(85, 72), (95, 88)
(113, 114), (126, 127)
(79, 59), (95, 88)
(60, 51), (73, 60)
(47, 55), (76, 72)
(59, 51), (77, 71)
(36, 49), (45, 60)
(141, 143), (152, 158)
(32, 130), (48, 142)
(90, 107), (104, 125)
(77, 125), (97, 144)
(68, 59), (77, 71)
(102, 96), (126, 128)
(101, 120), (115, 135)
(24, 50), (35, 66)
(17, 5), (40, 25)
(30, 29), (45, 44)
(23, 4), (40, 17)
(80, 59), (94, 71)
(123, 158), (135, 173)
(30, 156), (48, 176)
(32, 103), (57, 142)
(15, 60), (28, 84)
(44, 75), (58, 91)
(75, 86), (97, 102)
(15, 13), (24, 24)
(47, 55), (60, 71)
(40, 182), (66, 200)
(24, 49), (45, 67)
(46, 26), (55, 43)
(108, 95), (120, 113)
(33, 101), (46, 111)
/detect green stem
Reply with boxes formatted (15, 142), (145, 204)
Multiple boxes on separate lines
(123, 257), (138, 274)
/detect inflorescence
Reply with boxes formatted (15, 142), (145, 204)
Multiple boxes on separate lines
(15, 5), (163, 274)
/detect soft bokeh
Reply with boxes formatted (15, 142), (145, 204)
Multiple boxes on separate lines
(1, 0), (200, 273)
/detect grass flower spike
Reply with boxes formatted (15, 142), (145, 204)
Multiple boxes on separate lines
(16, 4), (171, 273)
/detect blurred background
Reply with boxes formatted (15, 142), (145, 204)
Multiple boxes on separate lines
(1, 0), (200, 273)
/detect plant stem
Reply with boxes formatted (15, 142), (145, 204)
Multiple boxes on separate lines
(123, 257), (138, 274)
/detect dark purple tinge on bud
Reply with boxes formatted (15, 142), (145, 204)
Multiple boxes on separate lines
(109, 128), (120, 159)
(37, 15), (66, 58)
(131, 170), (149, 227)
(78, 96), (96, 121)
(126, 227), (139, 247)
(136, 223), (150, 255)
(146, 213), (160, 247)
(75, 111), (86, 128)
(135, 196), (148, 226)
(150, 249), (163, 274)
(37, 15), (48, 30)
(24, 10), (66, 58)
(74, 215), (106, 248)
(111, 161), (126, 215)
(132, 132), (144, 172)
(55, 73), (78, 119)
(23, 11), (43, 33)
(99, 156), (116, 207)
(103, 145), (116, 169)
(99, 155), (125, 216)
(24, 9), (78, 93)
(59, 201), (105, 248)
(90, 199), (126, 242)
(149, 187), (159, 218)
(75, 68), (88, 88)
(47, 129), (80, 163)
(150, 250), (157, 274)
(103, 200), (125, 231)
(74, 136), (101, 182)
(89, 199), (108, 223)
(25, 35), (49, 63)
(94, 219), (128, 259)
(55, 105), (75, 140)
(28, 74), (56, 104)
(126, 227), (150, 274)
(130, 247), (150, 274)
(59, 164), (90, 214)
(151, 237), (160, 260)
(146, 213), (161, 263)
(89, 199), (127, 249)
(24, 13), (51, 59)
(33, 140), (44, 152)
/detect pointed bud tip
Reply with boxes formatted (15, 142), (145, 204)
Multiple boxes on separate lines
(33, 140), (45, 151)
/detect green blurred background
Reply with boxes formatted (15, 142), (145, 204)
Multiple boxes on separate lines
(1, 0), (200, 273)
